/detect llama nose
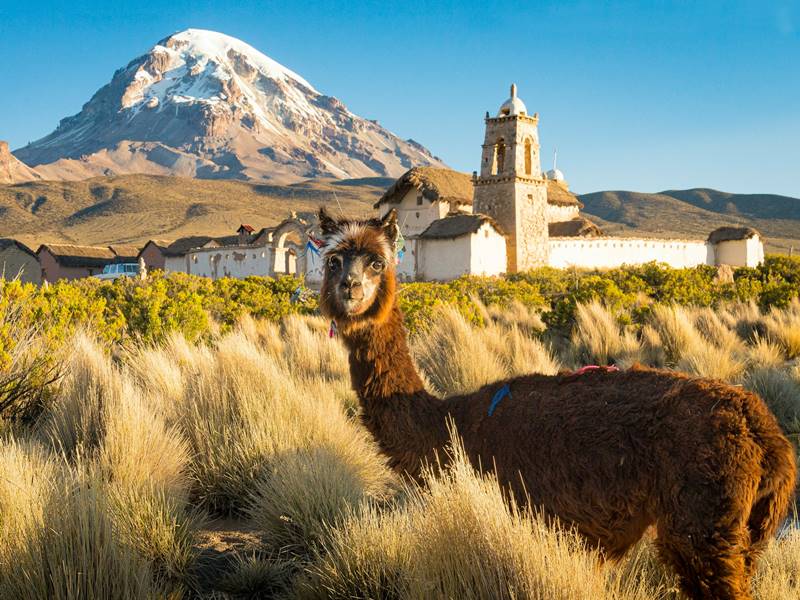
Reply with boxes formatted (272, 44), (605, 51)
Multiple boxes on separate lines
(344, 274), (362, 288)
(343, 274), (363, 299)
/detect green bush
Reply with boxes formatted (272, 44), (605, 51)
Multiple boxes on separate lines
(0, 258), (798, 344)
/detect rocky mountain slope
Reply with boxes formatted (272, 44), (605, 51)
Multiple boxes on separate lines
(0, 141), (40, 184)
(13, 29), (443, 182)
(579, 188), (800, 254)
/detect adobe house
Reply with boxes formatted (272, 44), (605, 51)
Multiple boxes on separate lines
(416, 213), (507, 281)
(0, 239), (41, 284)
(708, 227), (765, 268)
(138, 240), (173, 270)
(37, 244), (142, 282)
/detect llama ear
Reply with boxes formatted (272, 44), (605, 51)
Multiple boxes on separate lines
(380, 208), (399, 246)
(318, 206), (340, 237)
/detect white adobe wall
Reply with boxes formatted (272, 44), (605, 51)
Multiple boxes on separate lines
(418, 236), (472, 281)
(470, 223), (507, 276)
(546, 204), (580, 223)
(548, 237), (713, 269)
(379, 189), (449, 237)
(174, 246), (273, 279)
(164, 255), (189, 274)
(715, 236), (764, 268)
(395, 237), (418, 282)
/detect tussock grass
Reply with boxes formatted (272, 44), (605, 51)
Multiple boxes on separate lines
(302, 432), (669, 600)
(763, 299), (800, 359)
(1, 297), (799, 598)
(745, 368), (800, 436)
(0, 468), (157, 600)
(413, 305), (558, 397)
(570, 300), (641, 367)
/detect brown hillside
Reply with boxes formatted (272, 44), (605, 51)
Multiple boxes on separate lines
(0, 174), (385, 247)
(579, 190), (800, 254)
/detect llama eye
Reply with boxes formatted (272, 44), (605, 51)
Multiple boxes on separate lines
(328, 255), (342, 271)
(371, 259), (385, 272)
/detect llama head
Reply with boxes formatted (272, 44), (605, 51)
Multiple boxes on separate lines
(318, 207), (399, 328)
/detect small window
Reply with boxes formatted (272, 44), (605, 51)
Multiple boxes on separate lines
(416, 212), (420, 219)
(484, 229), (490, 238)
(416, 194), (423, 206)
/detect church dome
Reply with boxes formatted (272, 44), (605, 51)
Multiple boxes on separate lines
(546, 168), (565, 182)
(498, 83), (527, 117)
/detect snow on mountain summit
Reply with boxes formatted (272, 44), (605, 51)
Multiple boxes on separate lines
(15, 29), (443, 182)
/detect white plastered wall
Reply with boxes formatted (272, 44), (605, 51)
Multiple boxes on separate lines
(418, 236), (472, 281)
(170, 246), (273, 279)
(548, 238), (713, 269)
(470, 223), (507, 276)
(380, 189), (449, 237)
(546, 204), (580, 223)
(714, 236), (764, 268)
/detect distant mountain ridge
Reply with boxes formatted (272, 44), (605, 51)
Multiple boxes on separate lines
(1, 177), (797, 255)
(578, 188), (800, 254)
(13, 29), (443, 182)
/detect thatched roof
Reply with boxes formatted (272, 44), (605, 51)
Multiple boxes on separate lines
(420, 213), (504, 239)
(0, 238), (36, 256)
(37, 244), (118, 268)
(548, 218), (604, 238)
(162, 236), (216, 257)
(108, 245), (141, 261)
(707, 227), (760, 244)
(546, 180), (582, 207)
(375, 167), (473, 208)
(376, 167), (582, 209)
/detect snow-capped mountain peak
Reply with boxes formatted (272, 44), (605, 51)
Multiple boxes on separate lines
(15, 29), (443, 182)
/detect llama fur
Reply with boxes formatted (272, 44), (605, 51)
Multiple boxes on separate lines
(318, 207), (797, 600)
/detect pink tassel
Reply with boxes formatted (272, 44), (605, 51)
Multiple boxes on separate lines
(574, 365), (619, 375)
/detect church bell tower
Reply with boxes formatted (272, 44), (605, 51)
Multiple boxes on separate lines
(472, 84), (549, 272)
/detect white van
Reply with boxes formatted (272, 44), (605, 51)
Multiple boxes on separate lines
(94, 263), (140, 281)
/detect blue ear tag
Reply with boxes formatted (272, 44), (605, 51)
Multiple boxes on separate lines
(488, 383), (511, 416)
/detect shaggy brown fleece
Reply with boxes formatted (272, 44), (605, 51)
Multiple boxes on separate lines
(318, 208), (797, 600)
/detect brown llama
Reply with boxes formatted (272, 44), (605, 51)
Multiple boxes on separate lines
(317, 207), (797, 600)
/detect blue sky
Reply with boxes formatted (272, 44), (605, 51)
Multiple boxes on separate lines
(1, 1), (798, 195)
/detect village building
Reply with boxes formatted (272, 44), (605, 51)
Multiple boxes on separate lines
(37, 244), (141, 282)
(152, 213), (328, 284)
(0, 239), (41, 284)
(373, 84), (764, 280)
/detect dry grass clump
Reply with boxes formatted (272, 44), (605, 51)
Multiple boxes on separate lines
(0, 467), (157, 600)
(300, 432), (667, 600)
(646, 305), (748, 382)
(750, 528), (800, 600)
(570, 300), (641, 367)
(217, 553), (295, 597)
(2, 298), (799, 598)
(745, 368), (800, 436)
(763, 299), (800, 359)
(412, 305), (558, 397)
